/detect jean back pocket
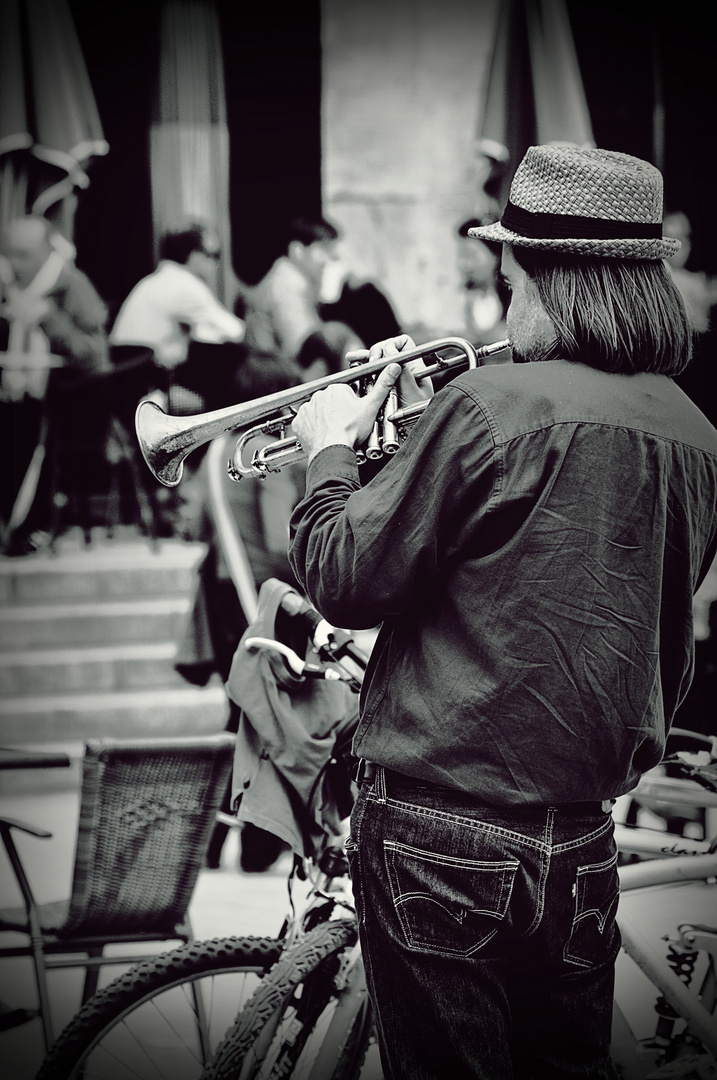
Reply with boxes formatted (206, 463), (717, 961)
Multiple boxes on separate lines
(564, 853), (620, 969)
(384, 839), (519, 958)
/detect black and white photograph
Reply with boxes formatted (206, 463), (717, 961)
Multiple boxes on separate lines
(1, 1), (716, 1078)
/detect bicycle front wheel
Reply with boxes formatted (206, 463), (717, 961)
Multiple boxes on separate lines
(204, 919), (374, 1080)
(37, 935), (282, 1080)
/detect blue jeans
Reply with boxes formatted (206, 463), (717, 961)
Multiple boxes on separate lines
(346, 766), (621, 1080)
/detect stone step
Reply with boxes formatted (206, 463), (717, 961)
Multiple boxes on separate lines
(0, 598), (191, 650)
(0, 539), (205, 606)
(0, 642), (188, 695)
(0, 685), (229, 744)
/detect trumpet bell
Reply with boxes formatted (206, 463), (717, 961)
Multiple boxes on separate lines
(135, 400), (188, 487)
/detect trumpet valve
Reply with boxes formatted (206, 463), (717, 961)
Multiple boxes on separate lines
(381, 387), (400, 455)
(365, 419), (383, 460)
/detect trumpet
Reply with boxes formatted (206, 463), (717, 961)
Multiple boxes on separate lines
(136, 337), (510, 486)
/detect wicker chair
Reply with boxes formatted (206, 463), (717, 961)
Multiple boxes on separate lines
(0, 733), (235, 1049)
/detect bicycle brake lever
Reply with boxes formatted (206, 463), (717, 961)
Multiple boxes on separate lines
(244, 637), (358, 685)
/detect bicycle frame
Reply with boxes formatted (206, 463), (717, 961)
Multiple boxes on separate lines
(613, 852), (717, 1077)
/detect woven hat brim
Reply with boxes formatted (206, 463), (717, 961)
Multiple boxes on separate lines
(468, 222), (680, 260)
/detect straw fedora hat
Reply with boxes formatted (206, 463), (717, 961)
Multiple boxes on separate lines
(469, 145), (680, 260)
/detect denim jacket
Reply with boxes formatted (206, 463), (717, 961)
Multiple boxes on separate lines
(289, 360), (717, 807)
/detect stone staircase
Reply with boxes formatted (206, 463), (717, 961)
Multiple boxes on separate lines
(0, 530), (229, 784)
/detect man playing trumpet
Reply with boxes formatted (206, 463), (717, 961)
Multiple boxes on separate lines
(288, 145), (717, 1078)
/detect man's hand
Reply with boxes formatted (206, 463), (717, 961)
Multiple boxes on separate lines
(367, 334), (433, 406)
(292, 363), (402, 464)
(292, 334), (435, 465)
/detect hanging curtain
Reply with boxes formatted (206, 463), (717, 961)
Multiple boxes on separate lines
(477, 0), (594, 208)
(150, 0), (234, 304)
(0, 0), (108, 235)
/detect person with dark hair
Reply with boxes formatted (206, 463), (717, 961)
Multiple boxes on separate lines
(157, 226), (210, 268)
(243, 215), (343, 365)
(318, 251), (402, 350)
(287, 146), (717, 1078)
(110, 221), (244, 377)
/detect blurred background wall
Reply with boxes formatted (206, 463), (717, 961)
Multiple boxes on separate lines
(5, 0), (713, 339)
(321, 0), (499, 338)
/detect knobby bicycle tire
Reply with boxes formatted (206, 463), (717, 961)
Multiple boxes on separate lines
(37, 935), (282, 1080)
(203, 919), (369, 1080)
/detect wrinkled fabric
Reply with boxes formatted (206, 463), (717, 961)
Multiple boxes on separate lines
(226, 578), (358, 859)
(289, 360), (717, 807)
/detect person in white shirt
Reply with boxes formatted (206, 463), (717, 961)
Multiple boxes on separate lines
(110, 224), (245, 412)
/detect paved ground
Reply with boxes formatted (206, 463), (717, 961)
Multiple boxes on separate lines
(0, 772), (301, 1080)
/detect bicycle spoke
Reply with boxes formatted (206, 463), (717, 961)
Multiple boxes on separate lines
(43, 961), (272, 1080)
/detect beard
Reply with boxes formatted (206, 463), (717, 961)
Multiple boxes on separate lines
(510, 338), (561, 364)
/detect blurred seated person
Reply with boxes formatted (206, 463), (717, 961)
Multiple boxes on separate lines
(456, 215), (509, 349)
(243, 215), (345, 364)
(110, 222), (244, 413)
(1, 215), (109, 378)
(0, 215), (110, 550)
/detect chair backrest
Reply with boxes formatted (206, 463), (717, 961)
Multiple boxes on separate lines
(60, 734), (235, 937)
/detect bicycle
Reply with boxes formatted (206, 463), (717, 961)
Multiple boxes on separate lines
(38, 600), (717, 1079)
(609, 729), (717, 1079)
(36, 588), (375, 1080)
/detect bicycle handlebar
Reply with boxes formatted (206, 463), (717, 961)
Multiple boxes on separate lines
(244, 636), (355, 684)
(278, 588), (368, 671)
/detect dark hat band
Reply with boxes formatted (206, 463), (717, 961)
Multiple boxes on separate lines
(502, 201), (663, 241)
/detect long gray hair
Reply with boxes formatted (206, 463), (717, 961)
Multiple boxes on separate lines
(513, 248), (693, 375)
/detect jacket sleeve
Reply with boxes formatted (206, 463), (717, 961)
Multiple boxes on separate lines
(288, 383), (497, 629)
(41, 269), (110, 374)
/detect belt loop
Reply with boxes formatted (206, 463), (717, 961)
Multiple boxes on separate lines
(352, 760), (387, 802)
(374, 763), (387, 802)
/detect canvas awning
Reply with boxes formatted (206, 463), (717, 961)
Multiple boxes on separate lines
(477, 0), (594, 208)
(0, 0), (108, 224)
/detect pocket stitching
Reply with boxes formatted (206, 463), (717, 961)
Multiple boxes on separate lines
(384, 840), (519, 957)
(564, 853), (619, 969)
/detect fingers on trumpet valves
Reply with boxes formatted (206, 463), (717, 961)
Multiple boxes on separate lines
(360, 389), (401, 461)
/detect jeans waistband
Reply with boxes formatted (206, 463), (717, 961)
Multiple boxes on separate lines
(354, 760), (613, 815)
